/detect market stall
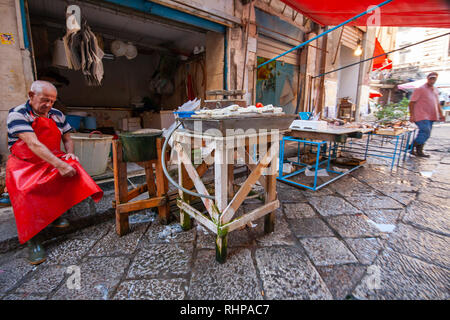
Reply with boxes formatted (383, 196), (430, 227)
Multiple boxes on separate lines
(163, 105), (296, 262)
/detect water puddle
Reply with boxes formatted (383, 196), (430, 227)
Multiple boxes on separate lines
(367, 219), (396, 233)
(158, 224), (184, 242)
(129, 210), (157, 224)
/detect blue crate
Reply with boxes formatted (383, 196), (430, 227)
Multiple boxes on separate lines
(174, 111), (196, 118)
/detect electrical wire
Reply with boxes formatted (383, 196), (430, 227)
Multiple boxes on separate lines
(313, 32), (450, 79)
(161, 121), (216, 200)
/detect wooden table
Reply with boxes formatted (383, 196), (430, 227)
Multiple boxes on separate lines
(173, 129), (282, 263)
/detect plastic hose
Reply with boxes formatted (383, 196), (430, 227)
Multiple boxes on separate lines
(161, 121), (215, 200)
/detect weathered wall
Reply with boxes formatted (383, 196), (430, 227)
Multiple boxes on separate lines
(205, 31), (224, 97)
(0, 0), (34, 161)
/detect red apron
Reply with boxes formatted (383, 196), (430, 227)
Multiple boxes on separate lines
(6, 115), (103, 244)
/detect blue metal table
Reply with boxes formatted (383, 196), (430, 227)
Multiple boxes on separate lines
(278, 128), (371, 191)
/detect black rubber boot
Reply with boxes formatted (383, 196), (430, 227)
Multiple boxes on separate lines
(51, 216), (70, 228)
(416, 144), (430, 158)
(27, 234), (46, 265)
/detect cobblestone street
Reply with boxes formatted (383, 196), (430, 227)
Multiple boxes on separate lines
(0, 124), (449, 300)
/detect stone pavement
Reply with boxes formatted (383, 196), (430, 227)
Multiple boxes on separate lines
(0, 124), (449, 300)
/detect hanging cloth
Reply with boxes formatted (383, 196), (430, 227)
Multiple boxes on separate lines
(5, 114), (103, 244)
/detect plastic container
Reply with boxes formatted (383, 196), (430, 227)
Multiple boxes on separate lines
(119, 129), (162, 162)
(70, 132), (114, 176)
(66, 115), (83, 130)
(84, 116), (97, 130)
(299, 112), (312, 120)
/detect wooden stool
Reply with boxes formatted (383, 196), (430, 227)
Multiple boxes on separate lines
(112, 137), (170, 236)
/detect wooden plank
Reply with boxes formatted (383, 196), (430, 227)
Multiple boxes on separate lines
(155, 138), (170, 224)
(214, 140), (228, 214)
(220, 141), (279, 224)
(264, 152), (278, 234)
(116, 197), (166, 214)
(179, 162), (191, 231)
(112, 140), (128, 204)
(175, 142), (218, 221)
(221, 200), (280, 233)
(177, 199), (217, 234)
(126, 184), (148, 202)
(112, 140), (129, 236)
(144, 161), (157, 198)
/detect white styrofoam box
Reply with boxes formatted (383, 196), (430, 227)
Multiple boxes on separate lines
(289, 120), (328, 131)
(120, 117), (141, 131)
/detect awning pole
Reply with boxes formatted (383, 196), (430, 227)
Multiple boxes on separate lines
(257, 0), (393, 69)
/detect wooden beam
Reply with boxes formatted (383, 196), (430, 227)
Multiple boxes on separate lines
(116, 197), (166, 214)
(177, 199), (218, 234)
(220, 141), (278, 224)
(221, 200), (279, 233)
(126, 184), (148, 202)
(175, 143), (218, 221)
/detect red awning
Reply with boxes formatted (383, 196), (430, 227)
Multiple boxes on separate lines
(280, 0), (450, 28)
(372, 38), (393, 71)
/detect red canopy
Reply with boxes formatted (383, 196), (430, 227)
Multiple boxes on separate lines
(280, 0), (450, 28)
(372, 38), (393, 71)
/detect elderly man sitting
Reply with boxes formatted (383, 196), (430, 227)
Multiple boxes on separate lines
(6, 80), (103, 265)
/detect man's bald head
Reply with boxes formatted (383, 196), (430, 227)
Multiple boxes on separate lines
(30, 80), (57, 95)
(28, 80), (58, 117)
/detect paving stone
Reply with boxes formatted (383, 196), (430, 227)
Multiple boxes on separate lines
(0, 207), (17, 245)
(127, 243), (194, 278)
(289, 218), (335, 238)
(364, 209), (402, 225)
(419, 185), (450, 199)
(246, 208), (296, 246)
(188, 248), (262, 300)
(326, 215), (382, 238)
(308, 196), (360, 217)
(68, 220), (112, 240)
(255, 246), (332, 299)
(283, 202), (317, 219)
(403, 201), (450, 236)
(316, 264), (366, 299)
(87, 223), (148, 257)
(353, 248), (450, 300)
(2, 293), (47, 300)
(113, 279), (187, 300)
(0, 249), (34, 294)
(15, 265), (67, 295)
(430, 165), (450, 185)
(387, 192), (416, 206)
(329, 176), (381, 197)
(387, 223), (450, 269)
(196, 223), (253, 249)
(300, 237), (358, 266)
(276, 181), (308, 202)
(344, 238), (384, 265)
(42, 238), (97, 266)
(417, 193), (450, 208)
(51, 256), (130, 300)
(347, 196), (404, 210)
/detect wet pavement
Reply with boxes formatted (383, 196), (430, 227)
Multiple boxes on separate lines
(0, 124), (449, 300)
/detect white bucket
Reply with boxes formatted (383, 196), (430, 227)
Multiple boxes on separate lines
(70, 132), (114, 176)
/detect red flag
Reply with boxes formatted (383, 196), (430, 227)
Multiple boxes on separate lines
(372, 38), (392, 71)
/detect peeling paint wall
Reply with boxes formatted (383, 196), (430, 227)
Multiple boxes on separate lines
(0, 0), (33, 162)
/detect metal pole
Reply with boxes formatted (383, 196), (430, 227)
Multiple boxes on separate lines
(257, 0), (393, 69)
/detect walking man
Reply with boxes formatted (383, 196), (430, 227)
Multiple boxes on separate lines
(409, 72), (445, 157)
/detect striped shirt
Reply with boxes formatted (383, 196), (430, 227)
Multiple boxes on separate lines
(7, 101), (72, 149)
